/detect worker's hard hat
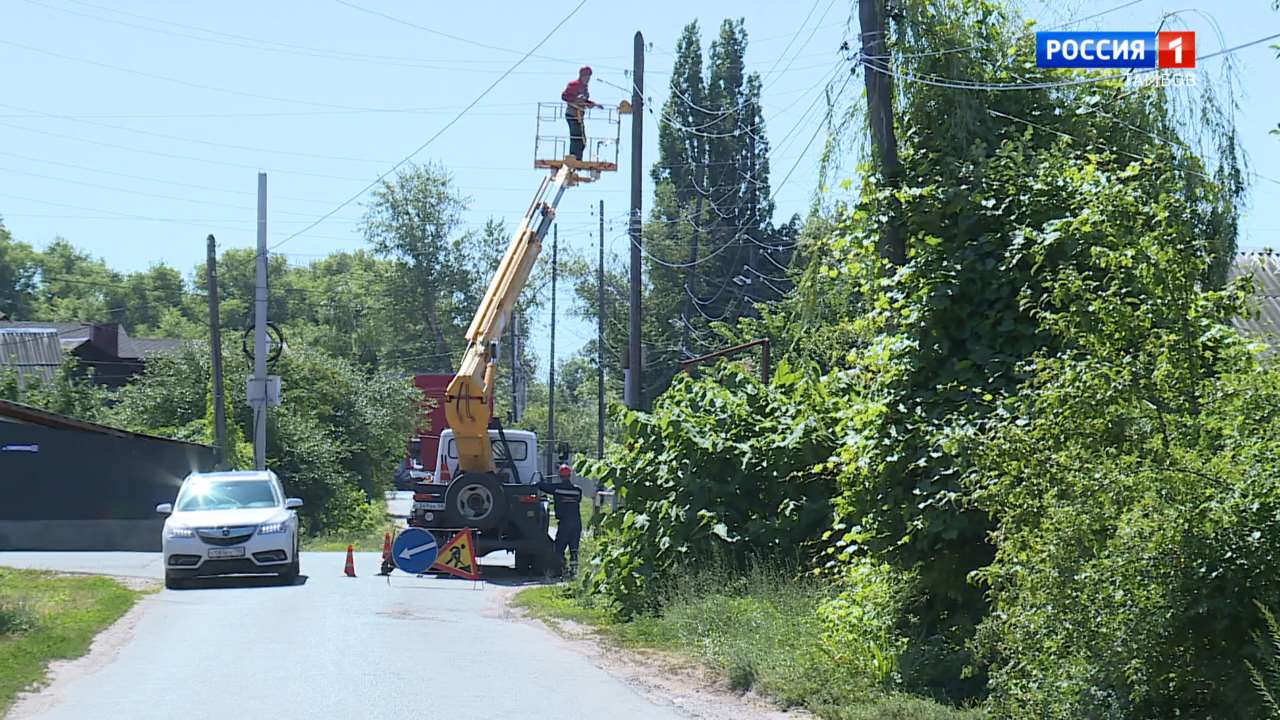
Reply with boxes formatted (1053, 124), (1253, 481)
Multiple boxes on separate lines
(558, 464), (572, 477)
(579, 65), (593, 76)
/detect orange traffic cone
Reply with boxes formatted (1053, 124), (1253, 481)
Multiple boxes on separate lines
(344, 544), (357, 577)
(378, 532), (393, 576)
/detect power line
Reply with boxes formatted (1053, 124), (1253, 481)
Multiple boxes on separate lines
(24, 0), (616, 75)
(271, 0), (588, 251)
(0, 101), (392, 165)
(332, 0), (621, 72)
(0, 120), (373, 181)
(0, 38), (403, 112)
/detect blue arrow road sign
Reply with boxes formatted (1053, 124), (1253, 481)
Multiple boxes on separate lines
(392, 527), (439, 574)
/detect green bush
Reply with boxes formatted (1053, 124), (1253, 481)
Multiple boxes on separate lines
(964, 218), (1280, 719)
(580, 361), (840, 615)
(817, 557), (912, 687)
(0, 599), (36, 635)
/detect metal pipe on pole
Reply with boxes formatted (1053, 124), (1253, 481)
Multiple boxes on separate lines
(206, 234), (227, 469)
(627, 30), (644, 410)
(253, 173), (268, 471)
(597, 199), (605, 459)
(547, 224), (558, 475)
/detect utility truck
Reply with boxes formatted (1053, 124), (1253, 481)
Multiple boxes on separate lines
(407, 102), (624, 575)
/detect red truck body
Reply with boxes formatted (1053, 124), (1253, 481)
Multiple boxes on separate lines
(407, 374), (495, 473)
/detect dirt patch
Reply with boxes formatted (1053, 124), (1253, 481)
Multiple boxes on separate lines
(495, 586), (813, 720)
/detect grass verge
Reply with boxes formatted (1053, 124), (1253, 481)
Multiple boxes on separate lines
(303, 518), (398, 552)
(0, 567), (142, 713)
(513, 568), (985, 720)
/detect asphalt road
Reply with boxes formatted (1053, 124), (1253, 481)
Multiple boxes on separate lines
(385, 489), (413, 520)
(1, 551), (686, 720)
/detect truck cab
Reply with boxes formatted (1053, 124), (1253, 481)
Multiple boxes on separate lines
(409, 427), (559, 575)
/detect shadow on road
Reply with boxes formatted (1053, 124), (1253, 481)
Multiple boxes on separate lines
(479, 566), (564, 587)
(173, 574), (310, 591)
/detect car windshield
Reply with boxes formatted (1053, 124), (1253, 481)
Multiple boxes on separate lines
(175, 478), (279, 511)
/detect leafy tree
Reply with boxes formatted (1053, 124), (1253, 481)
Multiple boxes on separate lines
(361, 163), (475, 370)
(0, 358), (109, 420)
(0, 222), (38, 319)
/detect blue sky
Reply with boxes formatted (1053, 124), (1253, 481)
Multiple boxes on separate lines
(0, 1), (1277, 371)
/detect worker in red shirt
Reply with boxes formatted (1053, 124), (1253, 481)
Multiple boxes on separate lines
(561, 66), (602, 162)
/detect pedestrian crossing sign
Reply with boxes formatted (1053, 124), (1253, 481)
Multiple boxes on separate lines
(431, 528), (480, 580)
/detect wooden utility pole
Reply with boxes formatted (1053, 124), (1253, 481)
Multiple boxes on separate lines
(206, 234), (226, 469)
(547, 224), (558, 475)
(597, 199), (605, 459)
(858, 0), (906, 266)
(627, 30), (645, 409)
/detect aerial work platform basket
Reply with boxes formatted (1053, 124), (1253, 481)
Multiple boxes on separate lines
(533, 101), (630, 183)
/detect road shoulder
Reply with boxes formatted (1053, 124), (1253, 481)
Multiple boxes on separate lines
(1, 568), (152, 717)
(500, 585), (810, 720)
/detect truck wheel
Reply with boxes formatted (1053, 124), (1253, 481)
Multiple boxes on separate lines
(444, 473), (506, 531)
(515, 552), (537, 575)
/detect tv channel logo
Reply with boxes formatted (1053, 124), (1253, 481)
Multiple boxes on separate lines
(1036, 31), (1195, 69)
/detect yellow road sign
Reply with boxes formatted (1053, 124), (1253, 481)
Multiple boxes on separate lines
(431, 528), (480, 580)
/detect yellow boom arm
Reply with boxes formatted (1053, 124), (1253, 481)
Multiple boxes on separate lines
(444, 164), (575, 474)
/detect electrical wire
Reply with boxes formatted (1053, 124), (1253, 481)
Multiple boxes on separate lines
(332, 0), (621, 72)
(270, 0), (590, 251)
(0, 38), (410, 112)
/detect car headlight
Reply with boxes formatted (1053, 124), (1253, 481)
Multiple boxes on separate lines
(167, 525), (194, 539)
(258, 521), (288, 535)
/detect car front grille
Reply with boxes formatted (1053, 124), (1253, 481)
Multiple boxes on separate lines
(197, 526), (257, 546)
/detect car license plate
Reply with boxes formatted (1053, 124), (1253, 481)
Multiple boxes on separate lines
(420, 502), (445, 511)
(208, 547), (245, 559)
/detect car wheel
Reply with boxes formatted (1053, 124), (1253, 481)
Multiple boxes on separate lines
(279, 545), (300, 585)
(164, 571), (185, 590)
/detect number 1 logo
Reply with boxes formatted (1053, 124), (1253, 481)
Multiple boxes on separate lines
(1157, 31), (1195, 69)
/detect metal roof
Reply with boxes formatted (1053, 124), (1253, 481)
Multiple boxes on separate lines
(0, 321), (185, 360)
(0, 329), (61, 385)
(1230, 253), (1280, 345)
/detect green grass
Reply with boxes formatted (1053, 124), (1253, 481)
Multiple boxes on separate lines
(303, 519), (397, 552)
(0, 567), (142, 713)
(513, 567), (985, 720)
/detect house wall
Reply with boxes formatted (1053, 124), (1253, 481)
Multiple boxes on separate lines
(0, 420), (215, 550)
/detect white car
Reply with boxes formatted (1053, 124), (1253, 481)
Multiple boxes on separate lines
(156, 470), (302, 589)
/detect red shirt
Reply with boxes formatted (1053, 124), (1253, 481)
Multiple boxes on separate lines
(561, 79), (590, 106)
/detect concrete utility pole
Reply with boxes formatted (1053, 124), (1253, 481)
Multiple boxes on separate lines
(206, 234), (227, 469)
(597, 199), (605, 459)
(253, 173), (268, 471)
(858, 0), (906, 266)
(627, 30), (645, 410)
(547, 225), (558, 475)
